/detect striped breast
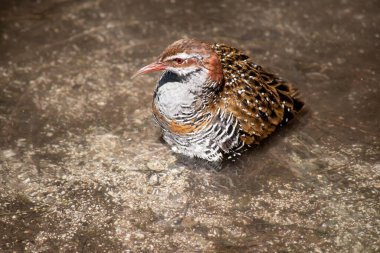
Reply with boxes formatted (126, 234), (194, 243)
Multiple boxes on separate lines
(152, 104), (243, 161)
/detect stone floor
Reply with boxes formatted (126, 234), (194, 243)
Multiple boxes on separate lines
(0, 0), (379, 252)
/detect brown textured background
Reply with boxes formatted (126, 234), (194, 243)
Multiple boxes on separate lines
(0, 0), (379, 252)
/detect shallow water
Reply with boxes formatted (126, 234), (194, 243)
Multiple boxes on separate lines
(0, 0), (379, 252)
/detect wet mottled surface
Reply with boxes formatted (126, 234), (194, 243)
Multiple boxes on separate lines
(1, 0), (379, 252)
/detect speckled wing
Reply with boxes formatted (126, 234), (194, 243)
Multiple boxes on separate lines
(212, 43), (304, 145)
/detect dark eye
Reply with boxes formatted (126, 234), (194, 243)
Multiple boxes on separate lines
(174, 58), (184, 64)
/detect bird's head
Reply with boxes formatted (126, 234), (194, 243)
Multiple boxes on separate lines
(132, 39), (223, 85)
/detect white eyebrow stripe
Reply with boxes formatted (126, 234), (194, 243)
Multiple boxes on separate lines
(166, 53), (200, 60)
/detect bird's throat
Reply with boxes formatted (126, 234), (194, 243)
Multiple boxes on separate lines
(153, 70), (210, 121)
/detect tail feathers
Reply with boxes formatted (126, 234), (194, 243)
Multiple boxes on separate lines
(292, 95), (304, 112)
(255, 65), (304, 124)
(267, 78), (304, 124)
(277, 84), (304, 124)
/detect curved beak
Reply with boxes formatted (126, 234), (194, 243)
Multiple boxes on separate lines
(131, 61), (166, 79)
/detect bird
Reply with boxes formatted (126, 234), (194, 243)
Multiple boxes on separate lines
(132, 39), (304, 162)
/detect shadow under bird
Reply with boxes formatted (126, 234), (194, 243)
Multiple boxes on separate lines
(133, 39), (304, 162)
